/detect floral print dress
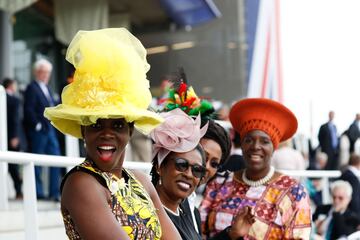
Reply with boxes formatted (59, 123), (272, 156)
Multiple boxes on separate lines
(199, 173), (312, 240)
(61, 160), (162, 240)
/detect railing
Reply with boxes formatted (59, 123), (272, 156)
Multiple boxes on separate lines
(0, 150), (152, 240)
(0, 85), (9, 210)
(0, 151), (343, 240)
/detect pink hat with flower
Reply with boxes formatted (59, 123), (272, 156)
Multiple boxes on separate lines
(150, 108), (208, 166)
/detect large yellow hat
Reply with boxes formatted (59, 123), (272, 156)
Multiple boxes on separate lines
(44, 28), (163, 138)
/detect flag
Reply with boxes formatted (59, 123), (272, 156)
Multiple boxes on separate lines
(246, 0), (283, 102)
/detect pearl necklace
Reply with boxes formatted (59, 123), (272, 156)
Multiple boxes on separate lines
(242, 166), (275, 187)
(162, 204), (180, 216)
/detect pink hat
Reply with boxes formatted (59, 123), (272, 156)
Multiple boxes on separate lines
(150, 108), (208, 166)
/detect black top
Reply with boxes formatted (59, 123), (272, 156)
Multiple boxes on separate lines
(165, 201), (202, 240)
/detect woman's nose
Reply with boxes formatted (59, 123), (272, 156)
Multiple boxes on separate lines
(100, 128), (115, 138)
(183, 167), (194, 178)
(252, 140), (261, 149)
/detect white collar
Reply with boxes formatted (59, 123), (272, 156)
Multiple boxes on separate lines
(232, 148), (243, 155)
(36, 79), (46, 87)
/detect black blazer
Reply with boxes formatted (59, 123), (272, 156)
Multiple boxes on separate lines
(6, 93), (21, 143)
(313, 204), (360, 239)
(340, 169), (360, 219)
(23, 81), (55, 132)
(318, 122), (337, 153)
(348, 121), (360, 152)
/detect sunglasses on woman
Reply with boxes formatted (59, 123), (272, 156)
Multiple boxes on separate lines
(174, 158), (206, 179)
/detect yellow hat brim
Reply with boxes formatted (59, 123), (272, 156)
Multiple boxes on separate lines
(44, 104), (163, 139)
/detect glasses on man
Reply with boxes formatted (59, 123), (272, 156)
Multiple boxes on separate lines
(174, 158), (205, 179)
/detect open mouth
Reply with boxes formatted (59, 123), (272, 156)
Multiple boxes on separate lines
(97, 145), (116, 162)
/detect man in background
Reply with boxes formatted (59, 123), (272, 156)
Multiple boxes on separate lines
(23, 59), (61, 201)
(2, 78), (23, 199)
(318, 111), (339, 170)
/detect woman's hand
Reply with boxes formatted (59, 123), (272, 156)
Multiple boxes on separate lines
(228, 206), (255, 239)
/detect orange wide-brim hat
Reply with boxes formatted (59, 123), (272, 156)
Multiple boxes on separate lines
(229, 98), (298, 149)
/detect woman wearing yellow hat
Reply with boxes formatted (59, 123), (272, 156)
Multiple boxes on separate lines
(199, 98), (312, 239)
(45, 28), (180, 240)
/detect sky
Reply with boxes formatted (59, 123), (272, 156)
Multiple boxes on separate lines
(280, 0), (360, 143)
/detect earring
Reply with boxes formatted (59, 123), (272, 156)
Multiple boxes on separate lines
(159, 177), (162, 186)
(83, 142), (86, 148)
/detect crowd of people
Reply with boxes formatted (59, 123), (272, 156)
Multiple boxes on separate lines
(2, 27), (360, 239)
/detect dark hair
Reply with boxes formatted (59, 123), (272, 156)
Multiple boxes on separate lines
(2, 78), (15, 89)
(232, 131), (241, 147)
(150, 144), (206, 186)
(201, 119), (231, 165)
(349, 153), (360, 166)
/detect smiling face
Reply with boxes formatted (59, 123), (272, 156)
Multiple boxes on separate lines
(157, 149), (204, 204)
(241, 130), (274, 177)
(82, 118), (132, 176)
(200, 138), (222, 184)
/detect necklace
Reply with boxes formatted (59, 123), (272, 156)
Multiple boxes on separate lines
(242, 166), (275, 187)
(162, 204), (180, 216)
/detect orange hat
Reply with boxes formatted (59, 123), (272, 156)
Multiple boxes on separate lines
(229, 98), (297, 149)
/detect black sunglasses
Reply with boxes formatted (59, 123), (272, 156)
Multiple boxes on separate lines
(174, 158), (206, 179)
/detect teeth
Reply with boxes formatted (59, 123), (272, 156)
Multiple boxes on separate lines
(178, 182), (191, 190)
(98, 146), (115, 150)
(251, 155), (261, 160)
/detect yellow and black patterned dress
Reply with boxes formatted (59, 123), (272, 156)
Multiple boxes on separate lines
(61, 159), (162, 239)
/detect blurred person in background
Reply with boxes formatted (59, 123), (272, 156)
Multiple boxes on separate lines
(2, 78), (23, 199)
(339, 153), (360, 220)
(23, 58), (62, 201)
(271, 138), (306, 172)
(313, 180), (360, 240)
(200, 98), (311, 239)
(129, 129), (153, 162)
(215, 103), (230, 121)
(339, 130), (351, 169)
(347, 113), (360, 154)
(318, 111), (339, 170)
(304, 151), (329, 207)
